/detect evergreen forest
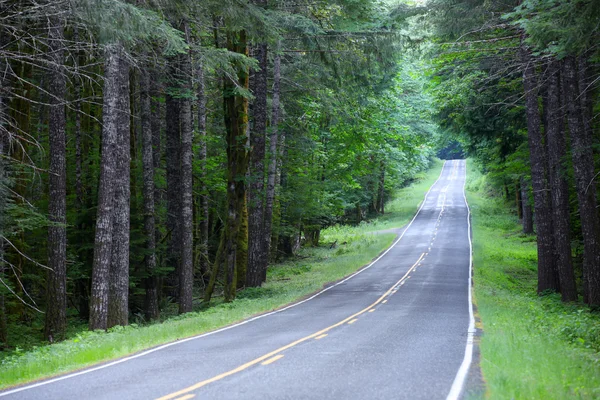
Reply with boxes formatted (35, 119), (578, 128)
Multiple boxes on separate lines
(1, 0), (600, 395)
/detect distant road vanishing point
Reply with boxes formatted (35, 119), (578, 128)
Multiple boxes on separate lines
(1, 160), (475, 400)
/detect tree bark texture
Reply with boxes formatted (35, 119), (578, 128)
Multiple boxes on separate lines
(179, 42), (194, 314)
(165, 82), (181, 298)
(90, 45), (122, 330)
(197, 59), (210, 282)
(544, 62), (577, 302)
(263, 45), (281, 281)
(107, 55), (131, 328)
(247, 41), (268, 288)
(141, 72), (159, 320)
(223, 30), (250, 301)
(520, 177), (534, 234)
(0, 49), (9, 345)
(45, 17), (68, 340)
(563, 56), (600, 306)
(520, 44), (560, 294)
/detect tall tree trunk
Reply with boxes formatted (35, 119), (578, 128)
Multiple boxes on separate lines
(515, 179), (523, 220)
(74, 28), (84, 209)
(0, 39), (9, 345)
(150, 69), (162, 209)
(263, 44), (281, 281)
(247, 39), (268, 288)
(377, 159), (385, 214)
(520, 43), (560, 294)
(45, 17), (68, 341)
(165, 78), (181, 299)
(141, 72), (159, 320)
(520, 177), (534, 234)
(90, 45), (122, 330)
(107, 54), (130, 328)
(197, 59), (209, 283)
(545, 62), (577, 302)
(564, 56), (600, 306)
(223, 30), (250, 301)
(578, 55), (599, 305)
(179, 34), (194, 314)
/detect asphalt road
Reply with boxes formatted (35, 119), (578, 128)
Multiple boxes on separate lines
(1, 159), (475, 400)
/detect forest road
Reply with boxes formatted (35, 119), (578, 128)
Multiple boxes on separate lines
(1, 159), (475, 400)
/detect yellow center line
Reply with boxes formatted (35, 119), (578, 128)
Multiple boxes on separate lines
(315, 334), (328, 340)
(261, 354), (284, 365)
(156, 253), (425, 400)
(347, 318), (358, 325)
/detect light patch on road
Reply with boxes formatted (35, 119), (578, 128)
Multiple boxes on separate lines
(368, 309), (375, 313)
(173, 395), (195, 400)
(382, 300), (388, 304)
(347, 319), (358, 325)
(261, 355), (284, 366)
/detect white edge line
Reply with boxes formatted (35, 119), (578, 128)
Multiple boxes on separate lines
(446, 160), (476, 400)
(0, 161), (449, 398)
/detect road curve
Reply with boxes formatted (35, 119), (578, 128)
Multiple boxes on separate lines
(1, 159), (474, 400)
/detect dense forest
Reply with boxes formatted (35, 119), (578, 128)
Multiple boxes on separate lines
(0, 0), (435, 347)
(1, 0), (600, 355)
(428, 0), (600, 307)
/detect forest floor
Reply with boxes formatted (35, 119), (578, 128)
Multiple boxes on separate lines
(466, 163), (600, 399)
(0, 160), (444, 390)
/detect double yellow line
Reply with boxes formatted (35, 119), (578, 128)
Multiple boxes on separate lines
(157, 252), (426, 400)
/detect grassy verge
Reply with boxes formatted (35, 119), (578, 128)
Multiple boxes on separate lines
(466, 162), (600, 399)
(0, 160), (444, 390)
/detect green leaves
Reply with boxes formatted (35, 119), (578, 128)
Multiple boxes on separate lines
(71, 0), (187, 54)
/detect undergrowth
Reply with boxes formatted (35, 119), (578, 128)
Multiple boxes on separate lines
(467, 163), (600, 399)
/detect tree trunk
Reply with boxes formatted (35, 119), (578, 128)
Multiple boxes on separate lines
(516, 180), (523, 220)
(0, 45), (9, 345)
(45, 17), (68, 341)
(545, 62), (577, 302)
(247, 39), (268, 288)
(377, 159), (385, 214)
(223, 30), (250, 301)
(263, 44), (281, 281)
(90, 45), (122, 331)
(107, 54), (131, 328)
(520, 177), (534, 234)
(141, 71), (159, 320)
(165, 78), (181, 299)
(564, 56), (600, 306)
(179, 35), (194, 314)
(520, 43), (560, 294)
(197, 59), (210, 284)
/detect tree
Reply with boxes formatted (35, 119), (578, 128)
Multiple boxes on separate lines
(45, 15), (68, 340)
(544, 61), (577, 302)
(179, 25), (194, 314)
(90, 44), (123, 331)
(141, 71), (159, 320)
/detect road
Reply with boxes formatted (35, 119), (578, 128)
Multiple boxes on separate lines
(1, 159), (475, 400)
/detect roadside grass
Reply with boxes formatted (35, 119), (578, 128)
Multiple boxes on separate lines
(466, 163), (600, 399)
(0, 160), (444, 390)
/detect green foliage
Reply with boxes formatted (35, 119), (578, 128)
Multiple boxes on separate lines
(71, 0), (187, 53)
(505, 0), (600, 57)
(467, 163), (600, 399)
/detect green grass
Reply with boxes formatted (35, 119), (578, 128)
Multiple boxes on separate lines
(0, 160), (444, 390)
(466, 162), (600, 399)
